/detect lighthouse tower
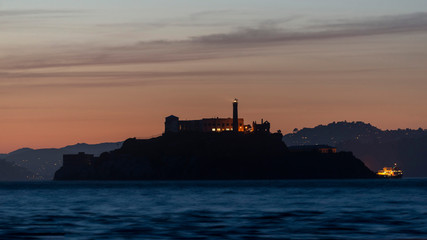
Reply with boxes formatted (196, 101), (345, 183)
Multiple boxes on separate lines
(233, 99), (238, 132)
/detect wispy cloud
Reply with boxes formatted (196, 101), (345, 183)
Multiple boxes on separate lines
(0, 69), (285, 90)
(97, 9), (253, 30)
(0, 9), (80, 17)
(0, 8), (86, 31)
(192, 12), (427, 44)
(0, 70), (280, 79)
(0, 67), (391, 91)
(1, 12), (426, 71)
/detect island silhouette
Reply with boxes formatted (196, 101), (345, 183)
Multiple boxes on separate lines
(54, 100), (376, 180)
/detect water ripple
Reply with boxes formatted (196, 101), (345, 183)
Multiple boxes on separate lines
(0, 179), (427, 239)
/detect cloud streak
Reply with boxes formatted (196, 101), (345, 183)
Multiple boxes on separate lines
(0, 12), (426, 71)
(0, 67), (393, 92)
(0, 69), (285, 90)
(192, 12), (427, 44)
(98, 9), (253, 30)
(0, 9), (80, 17)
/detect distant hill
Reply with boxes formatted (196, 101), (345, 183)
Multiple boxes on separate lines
(283, 121), (427, 177)
(0, 159), (32, 181)
(3, 142), (123, 180)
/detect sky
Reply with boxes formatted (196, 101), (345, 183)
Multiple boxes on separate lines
(1, 0), (427, 153)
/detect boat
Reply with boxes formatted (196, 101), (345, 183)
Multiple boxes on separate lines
(377, 163), (403, 178)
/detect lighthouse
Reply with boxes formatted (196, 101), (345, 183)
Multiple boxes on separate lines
(233, 98), (238, 132)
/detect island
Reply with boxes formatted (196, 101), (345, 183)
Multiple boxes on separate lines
(54, 100), (376, 180)
(54, 132), (376, 180)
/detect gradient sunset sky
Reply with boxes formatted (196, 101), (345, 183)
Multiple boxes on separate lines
(1, 0), (427, 153)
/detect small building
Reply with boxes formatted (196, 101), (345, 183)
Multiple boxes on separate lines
(165, 117), (244, 133)
(165, 115), (179, 133)
(164, 99), (272, 134)
(288, 145), (337, 154)
(252, 119), (270, 133)
(165, 99), (245, 133)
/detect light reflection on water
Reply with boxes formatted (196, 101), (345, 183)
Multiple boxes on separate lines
(0, 179), (426, 239)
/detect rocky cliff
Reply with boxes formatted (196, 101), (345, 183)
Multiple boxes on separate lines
(54, 132), (376, 180)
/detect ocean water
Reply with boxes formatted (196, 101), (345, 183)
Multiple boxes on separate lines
(0, 180), (427, 240)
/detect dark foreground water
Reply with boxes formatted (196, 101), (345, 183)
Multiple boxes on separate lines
(1, 179), (427, 240)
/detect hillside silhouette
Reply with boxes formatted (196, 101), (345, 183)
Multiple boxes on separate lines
(283, 121), (427, 177)
(2, 142), (123, 180)
(0, 159), (32, 181)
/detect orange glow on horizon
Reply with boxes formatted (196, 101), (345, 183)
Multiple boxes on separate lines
(1, 34), (426, 153)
